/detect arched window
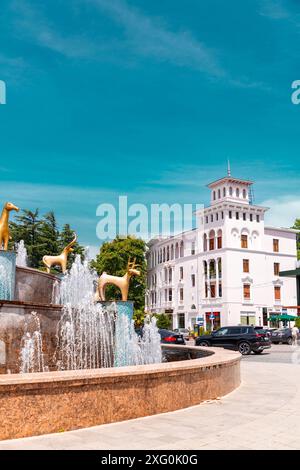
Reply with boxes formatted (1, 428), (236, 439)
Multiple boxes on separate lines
(217, 229), (222, 249)
(218, 189), (221, 199)
(171, 244), (174, 259)
(175, 243), (179, 259)
(163, 247), (166, 262)
(203, 260), (208, 276)
(203, 234), (208, 252)
(243, 189), (247, 199)
(209, 260), (216, 279)
(236, 188), (240, 197)
(223, 187), (226, 197)
(229, 187), (233, 196)
(209, 230), (215, 251)
(213, 190), (216, 200)
(180, 241), (184, 257)
(167, 246), (170, 261)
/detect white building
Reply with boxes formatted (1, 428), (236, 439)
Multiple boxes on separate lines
(146, 171), (298, 330)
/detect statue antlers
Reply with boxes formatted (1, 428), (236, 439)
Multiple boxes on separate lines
(42, 233), (77, 274)
(96, 257), (141, 302)
(0, 202), (19, 250)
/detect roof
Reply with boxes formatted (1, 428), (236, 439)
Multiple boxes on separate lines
(265, 226), (300, 234)
(207, 176), (254, 189)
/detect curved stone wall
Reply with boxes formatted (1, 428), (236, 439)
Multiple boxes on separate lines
(15, 267), (60, 304)
(0, 345), (241, 440)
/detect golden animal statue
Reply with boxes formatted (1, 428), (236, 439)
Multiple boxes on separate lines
(42, 233), (77, 274)
(0, 202), (19, 250)
(96, 257), (141, 302)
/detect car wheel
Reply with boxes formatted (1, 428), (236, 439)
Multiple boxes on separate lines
(198, 341), (210, 347)
(253, 350), (263, 355)
(238, 342), (251, 355)
(287, 337), (292, 345)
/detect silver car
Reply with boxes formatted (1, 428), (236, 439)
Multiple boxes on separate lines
(174, 328), (190, 339)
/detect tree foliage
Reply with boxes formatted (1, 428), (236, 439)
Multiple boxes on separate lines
(133, 308), (146, 328)
(91, 236), (147, 310)
(9, 209), (85, 270)
(154, 313), (171, 330)
(293, 219), (300, 260)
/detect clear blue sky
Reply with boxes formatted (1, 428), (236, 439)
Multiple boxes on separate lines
(0, 0), (300, 251)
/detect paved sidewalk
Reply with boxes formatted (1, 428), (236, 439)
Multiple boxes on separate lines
(1, 359), (300, 450)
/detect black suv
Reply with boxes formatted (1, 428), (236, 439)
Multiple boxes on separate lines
(195, 326), (271, 355)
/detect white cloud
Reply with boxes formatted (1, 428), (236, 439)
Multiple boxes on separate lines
(11, 0), (96, 59)
(262, 195), (299, 228)
(259, 0), (290, 20)
(89, 0), (226, 78)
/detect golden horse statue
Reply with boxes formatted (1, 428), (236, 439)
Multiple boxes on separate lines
(0, 202), (19, 250)
(42, 233), (77, 274)
(96, 257), (141, 302)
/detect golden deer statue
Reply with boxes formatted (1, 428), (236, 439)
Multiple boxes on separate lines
(42, 233), (77, 274)
(96, 257), (141, 302)
(0, 202), (19, 250)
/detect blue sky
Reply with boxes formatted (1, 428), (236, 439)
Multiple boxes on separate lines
(0, 0), (300, 252)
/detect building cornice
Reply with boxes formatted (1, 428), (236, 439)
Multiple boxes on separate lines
(207, 176), (253, 188)
(265, 226), (300, 234)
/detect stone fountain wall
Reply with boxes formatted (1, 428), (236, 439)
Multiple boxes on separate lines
(0, 301), (62, 373)
(0, 346), (241, 440)
(0, 266), (62, 374)
(15, 266), (59, 304)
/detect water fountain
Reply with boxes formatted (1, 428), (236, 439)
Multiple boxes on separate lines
(55, 255), (161, 371)
(19, 312), (45, 373)
(0, 201), (241, 441)
(16, 240), (28, 267)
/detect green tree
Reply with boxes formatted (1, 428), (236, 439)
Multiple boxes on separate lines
(293, 219), (300, 259)
(59, 223), (85, 269)
(295, 317), (300, 329)
(9, 209), (43, 267)
(9, 209), (85, 271)
(92, 236), (147, 310)
(133, 308), (146, 328)
(155, 313), (171, 330)
(38, 212), (60, 268)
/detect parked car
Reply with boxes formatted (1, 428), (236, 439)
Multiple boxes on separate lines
(195, 326), (271, 355)
(254, 327), (277, 338)
(270, 327), (296, 345)
(173, 328), (190, 340)
(159, 329), (186, 345)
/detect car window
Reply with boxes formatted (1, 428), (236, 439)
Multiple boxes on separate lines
(240, 327), (251, 334)
(214, 328), (229, 336)
(159, 330), (170, 337)
(228, 328), (242, 334)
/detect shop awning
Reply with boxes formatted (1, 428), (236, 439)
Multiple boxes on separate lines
(268, 314), (297, 321)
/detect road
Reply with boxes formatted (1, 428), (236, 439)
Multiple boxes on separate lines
(0, 344), (300, 450)
(243, 343), (300, 364)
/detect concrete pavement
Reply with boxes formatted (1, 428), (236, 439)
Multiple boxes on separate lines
(1, 345), (300, 450)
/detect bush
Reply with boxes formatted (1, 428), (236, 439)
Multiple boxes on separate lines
(133, 309), (145, 328)
(154, 313), (171, 330)
(295, 317), (300, 328)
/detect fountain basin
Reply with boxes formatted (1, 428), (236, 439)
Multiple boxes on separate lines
(0, 345), (241, 440)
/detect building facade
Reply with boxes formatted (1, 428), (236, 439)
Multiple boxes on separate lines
(146, 173), (298, 330)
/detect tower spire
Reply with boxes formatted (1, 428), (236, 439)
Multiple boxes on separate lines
(227, 159), (231, 177)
